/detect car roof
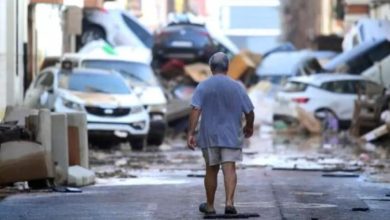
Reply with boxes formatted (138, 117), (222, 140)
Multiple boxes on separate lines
(256, 50), (337, 76)
(324, 39), (389, 71)
(289, 73), (368, 86)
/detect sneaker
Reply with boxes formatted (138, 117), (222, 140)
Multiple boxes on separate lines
(199, 203), (216, 215)
(225, 206), (237, 215)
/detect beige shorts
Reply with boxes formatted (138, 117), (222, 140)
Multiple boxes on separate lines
(202, 147), (242, 166)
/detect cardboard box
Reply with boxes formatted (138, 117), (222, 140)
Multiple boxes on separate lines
(228, 52), (257, 80)
(241, 50), (263, 67)
(184, 63), (212, 83)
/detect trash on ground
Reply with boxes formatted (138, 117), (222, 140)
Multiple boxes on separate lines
(361, 124), (389, 142)
(0, 141), (51, 185)
(68, 165), (95, 187)
(322, 172), (360, 178)
(52, 186), (82, 193)
(204, 213), (260, 219)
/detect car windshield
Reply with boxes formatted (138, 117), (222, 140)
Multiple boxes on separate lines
(82, 60), (157, 85)
(59, 72), (130, 94)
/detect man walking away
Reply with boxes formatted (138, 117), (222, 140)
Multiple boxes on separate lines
(187, 52), (255, 215)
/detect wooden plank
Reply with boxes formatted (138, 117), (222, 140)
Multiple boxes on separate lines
(68, 126), (80, 166)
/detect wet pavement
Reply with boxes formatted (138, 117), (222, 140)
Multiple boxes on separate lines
(1, 128), (390, 219)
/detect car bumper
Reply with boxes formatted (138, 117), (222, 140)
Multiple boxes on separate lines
(87, 121), (149, 136)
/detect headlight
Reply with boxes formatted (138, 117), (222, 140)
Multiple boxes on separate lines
(130, 121), (146, 130)
(149, 104), (167, 114)
(62, 98), (83, 110)
(131, 105), (144, 114)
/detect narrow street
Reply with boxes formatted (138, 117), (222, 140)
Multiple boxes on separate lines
(2, 1), (390, 219)
(2, 131), (390, 219)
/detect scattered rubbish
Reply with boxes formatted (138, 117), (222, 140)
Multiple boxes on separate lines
(293, 191), (325, 196)
(68, 166), (95, 187)
(0, 122), (32, 144)
(359, 153), (371, 163)
(115, 158), (128, 167)
(14, 182), (29, 192)
(351, 207), (370, 212)
(360, 196), (390, 201)
(242, 151), (258, 156)
(204, 213), (260, 219)
(187, 174), (205, 178)
(0, 141), (51, 185)
(52, 186), (82, 193)
(296, 107), (322, 134)
(322, 172), (360, 178)
(361, 124), (389, 142)
(227, 51), (257, 81)
(184, 63), (212, 83)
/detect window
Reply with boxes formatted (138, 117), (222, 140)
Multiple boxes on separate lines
(35, 72), (54, 88)
(283, 81), (308, 92)
(358, 80), (384, 95)
(321, 80), (356, 94)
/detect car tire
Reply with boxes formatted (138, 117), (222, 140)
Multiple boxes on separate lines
(129, 136), (147, 151)
(147, 134), (165, 146)
(81, 25), (106, 46)
(314, 108), (338, 120)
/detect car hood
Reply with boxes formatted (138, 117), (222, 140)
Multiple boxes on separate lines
(61, 90), (141, 108)
(134, 86), (167, 106)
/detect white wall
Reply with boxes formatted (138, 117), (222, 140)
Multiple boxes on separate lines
(0, 0), (27, 120)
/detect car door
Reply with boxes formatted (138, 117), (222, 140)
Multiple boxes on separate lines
(321, 80), (358, 120)
(24, 71), (56, 109)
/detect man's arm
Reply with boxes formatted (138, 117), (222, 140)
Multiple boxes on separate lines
(243, 110), (254, 138)
(187, 107), (201, 150)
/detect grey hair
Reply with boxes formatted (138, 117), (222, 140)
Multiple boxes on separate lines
(208, 52), (229, 73)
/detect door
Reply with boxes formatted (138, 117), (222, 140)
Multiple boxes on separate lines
(321, 80), (358, 120)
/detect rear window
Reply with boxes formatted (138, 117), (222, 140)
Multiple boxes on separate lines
(283, 81), (308, 92)
(161, 25), (213, 47)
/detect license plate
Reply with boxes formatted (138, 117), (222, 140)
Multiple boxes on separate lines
(166, 53), (195, 59)
(171, 41), (193, 47)
(152, 114), (164, 121)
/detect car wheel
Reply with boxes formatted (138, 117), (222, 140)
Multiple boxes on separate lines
(147, 134), (165, 146)
(314, 108), (338, 120)
(129, 136), (147, 151)
(81, 25), (106, 46)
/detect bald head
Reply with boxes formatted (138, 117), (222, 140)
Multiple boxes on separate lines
(209, 52), (229, 74)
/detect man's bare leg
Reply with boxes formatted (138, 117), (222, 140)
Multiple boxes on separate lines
(205, 164), (220, 211)
(222, 162), (237, 207)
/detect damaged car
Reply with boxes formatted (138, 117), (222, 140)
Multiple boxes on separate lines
(61, 52), (168, 146)
(24, 65), (150, 150)
(276, 74), (384, 127)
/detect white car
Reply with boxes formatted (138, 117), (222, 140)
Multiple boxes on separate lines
(61, 52), (168, 146)
(80, 9), (152, 49)
(24, 67), (150, 150)
(276, 74), (384, 124)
